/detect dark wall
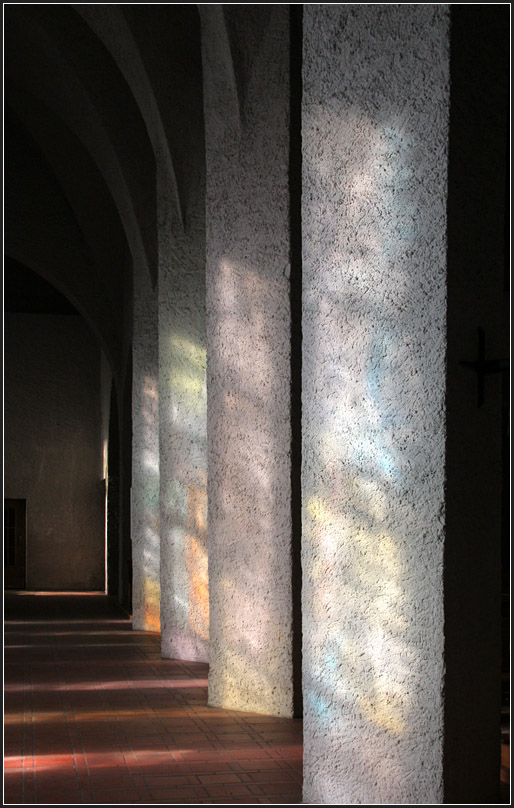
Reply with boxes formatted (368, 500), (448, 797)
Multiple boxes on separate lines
(444, 6), (509, 802)
(4, 312), (105, 591)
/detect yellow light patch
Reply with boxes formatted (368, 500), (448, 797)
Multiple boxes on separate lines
(170, 335), (206, 369)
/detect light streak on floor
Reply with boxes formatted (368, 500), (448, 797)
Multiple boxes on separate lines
(4, 592), (302, 804)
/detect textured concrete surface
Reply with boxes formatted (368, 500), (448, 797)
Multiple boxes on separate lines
(302, 6), (450, 803)
(147, 10), (209, 664)
(158, 175), (209, 663)
(4, 314), (105, 591)
(131, 264), (160, 632)
(201, 6), (294, 716)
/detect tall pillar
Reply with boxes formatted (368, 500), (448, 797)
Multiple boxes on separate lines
(132, 263), (160, 631)
(158, 154), (209, 662)
(302, 6), (450, 802)
(201, 6), (294, 716)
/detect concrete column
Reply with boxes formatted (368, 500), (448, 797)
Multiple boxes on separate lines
(201, 6), (294, 716)
(132, 263), (160, 631)
(158, 154), (209, 662)
(75, 3), (209, 656)
(302, 6), (449, 803)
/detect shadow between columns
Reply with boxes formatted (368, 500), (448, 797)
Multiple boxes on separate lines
(444, 6), (509, 803)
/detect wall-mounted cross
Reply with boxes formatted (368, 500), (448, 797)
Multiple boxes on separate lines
(459, 326), (509, 407)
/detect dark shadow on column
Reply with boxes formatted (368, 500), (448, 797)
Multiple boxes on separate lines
(120, 354), (133, 613)
(107, 380), (120, 598)
(290, 3), (303, 720)
(444, 6), (509, 803)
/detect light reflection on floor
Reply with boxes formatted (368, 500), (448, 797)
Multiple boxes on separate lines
(4, 592), (302, 804)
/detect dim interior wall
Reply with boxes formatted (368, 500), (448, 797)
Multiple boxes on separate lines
(201, 6), (294, 717)
(443, 6), (508, 802)
(4, 313), (104, 591)
(302, 6), (449, 803)
(131, 264), (160, 631)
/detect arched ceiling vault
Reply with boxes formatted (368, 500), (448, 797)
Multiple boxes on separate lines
(72, 4), (184, 233)
(4, 4), (205, 378)
(5, 5), (156, 277)
(5, 106), (122, 372)
(7, 93), (128, 316)
(75, 5), (205, 232)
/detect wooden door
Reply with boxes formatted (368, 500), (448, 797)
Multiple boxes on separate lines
(4, 499), (26, 589)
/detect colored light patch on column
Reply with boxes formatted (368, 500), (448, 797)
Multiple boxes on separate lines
(185, 484), (209, 642)
(160, 330), (208, 662)
(302, 17), (448, 796)
(207, 254), (293, 717)
(143, 575), (161, 632)
(132, 370), (160, 633)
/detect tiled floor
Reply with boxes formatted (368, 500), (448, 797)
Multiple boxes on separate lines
(4, 592), (303, 804)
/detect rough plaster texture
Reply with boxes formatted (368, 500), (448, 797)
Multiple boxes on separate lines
(132, 264), (160, 632)
(201, 6), (294, 717)
(158, 174), (209, 662)
(302, 6), (449, 803)
(4, 314), (104, 591)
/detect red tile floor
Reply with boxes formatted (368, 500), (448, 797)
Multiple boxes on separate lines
(4, 592), (303, 804)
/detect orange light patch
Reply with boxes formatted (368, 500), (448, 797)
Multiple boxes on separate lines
(185, 483), (209, 641)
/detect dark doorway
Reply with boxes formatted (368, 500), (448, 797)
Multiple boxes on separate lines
(4, 499), (27, 589)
